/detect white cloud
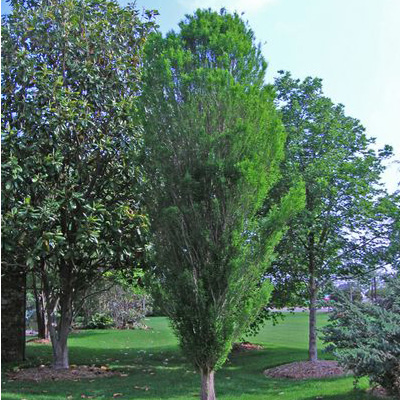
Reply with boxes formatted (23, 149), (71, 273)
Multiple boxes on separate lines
(178, 0), (276, 14)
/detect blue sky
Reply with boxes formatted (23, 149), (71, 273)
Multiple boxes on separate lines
(2, 0), (399, 192)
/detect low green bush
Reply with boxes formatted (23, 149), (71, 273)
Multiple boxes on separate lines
(322, 275), (400, 397)
(86, 313), (115, 329)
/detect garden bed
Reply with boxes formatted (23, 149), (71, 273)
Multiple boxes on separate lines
(232, 341), (264, 352)
(6, 365), (121, 382)
(264, 360), (349, 379)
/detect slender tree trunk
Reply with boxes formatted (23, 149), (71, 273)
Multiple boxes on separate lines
(306, 187), (318, 362)
(308, 278), (318, 362)
(307, 222), (318, 362)
(200, 368), (216, 400)
(40, 292), (49, 339)
(41, 258), (73, 369)
(32, 273), (49, 339)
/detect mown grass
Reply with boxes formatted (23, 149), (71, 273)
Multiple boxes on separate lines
(2, 313), (383, 400)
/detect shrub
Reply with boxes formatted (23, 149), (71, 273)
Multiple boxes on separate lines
(106, 286), (152, 329)
(86, 313), (115, 330)
(322, 275), (400, 396)
(76, 283), (153, 330)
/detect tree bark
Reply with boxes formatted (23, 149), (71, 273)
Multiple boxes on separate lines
(200, 369), (216, 400)
(51, 328), (69, 369)
(1, 266), (26, 362)
(306, 187), (318, 362)
(47, 301), (71, 369)
(42, 258), (73, 369)
(308, 275), (318, 362)
(32, 273), (49, 339)
(307, 220), (318, 362)
(39, 292), (49, 340)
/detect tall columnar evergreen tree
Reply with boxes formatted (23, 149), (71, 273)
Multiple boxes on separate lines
(267, 71), (393, 362)
(140, 10), (304, 400)
(1, 0), (156, 368)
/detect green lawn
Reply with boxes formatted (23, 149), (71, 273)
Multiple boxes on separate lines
(2, 313), (383, 400)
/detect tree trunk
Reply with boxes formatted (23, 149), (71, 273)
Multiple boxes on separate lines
(32, 273), (49, 339)
(51, 329), (69, 369)
(39, 292), (49, 340)
(41, 257), (74, 369)
(306, 205), (318, 363)
(1, 266), (26, 362)
(308, 277), (318, 362)
(200, 369), (216, 400)
(47, 304), (71, 369)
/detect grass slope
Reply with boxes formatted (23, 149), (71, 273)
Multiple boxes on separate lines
(2, 313), (382, 400)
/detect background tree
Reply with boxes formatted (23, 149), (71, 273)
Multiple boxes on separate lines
(140, 9), (304, 400)
(1, 0), (156, 368)
(264, 71), (393, 362)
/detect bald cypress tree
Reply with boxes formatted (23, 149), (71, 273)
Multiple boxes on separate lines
(140, 9), (304, 399)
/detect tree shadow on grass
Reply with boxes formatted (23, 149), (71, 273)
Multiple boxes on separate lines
(301, 392), (391, 400)
(3, 345), (382, 400)
(69, 329), (112, 339)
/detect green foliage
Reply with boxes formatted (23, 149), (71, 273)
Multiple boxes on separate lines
(323, 275), (400, 396)
(256, 71), (394, 360)
(2, 0), (155, 275)
(269, 71), (393, 291)
(86, 313), (115, 330)
(385, 192), (400, 270)
(1, 0), (156, 366)
(140, 8), (304, 379)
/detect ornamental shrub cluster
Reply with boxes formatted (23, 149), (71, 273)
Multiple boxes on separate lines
(322, 274), (400, 397)
(76, 284), (152, 330)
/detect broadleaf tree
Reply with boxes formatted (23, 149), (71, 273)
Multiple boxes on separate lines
(264, 71), (393, 361)
(140, 10), (305, 400)
(1, 0), (156, 368)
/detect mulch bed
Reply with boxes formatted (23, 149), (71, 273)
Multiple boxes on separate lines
(232, 341), (264, 352)
(368, 387), (392, 398)
(6, 365), (122, 382)
(26, 338), (51, 344)
(264, 360), (349, 380)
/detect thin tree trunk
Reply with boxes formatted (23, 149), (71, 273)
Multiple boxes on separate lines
(308, 282), (318, 362)
(41, 258), (73, 369)
(306, 187), (318, 362)
(32, 273), (49, 339)
(308, 232), (318, 362)
(200, 369), (216, 400)
(41, 291), (49, 339)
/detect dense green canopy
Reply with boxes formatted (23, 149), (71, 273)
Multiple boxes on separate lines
(1, 0), (155, 368)
(140, 9), (304, 399)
